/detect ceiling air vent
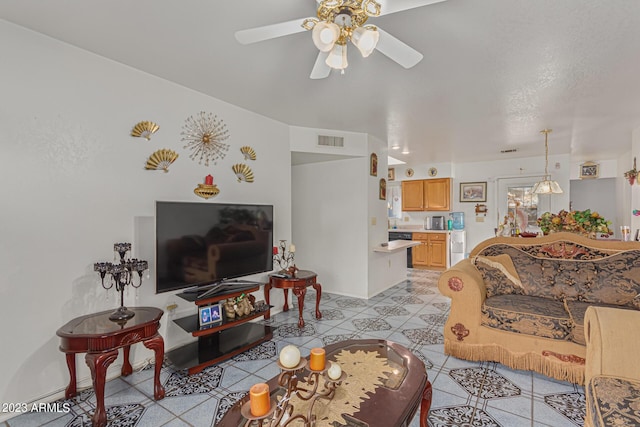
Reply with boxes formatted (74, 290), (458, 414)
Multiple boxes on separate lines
(318, 135), (344, 147)
(501, 148), (518, 154)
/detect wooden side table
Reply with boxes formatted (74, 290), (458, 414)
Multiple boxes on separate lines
(56, 307), (166, 427)
(264, 270), (322, 327)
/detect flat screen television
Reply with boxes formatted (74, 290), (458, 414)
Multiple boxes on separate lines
(155, 201), (273, 294)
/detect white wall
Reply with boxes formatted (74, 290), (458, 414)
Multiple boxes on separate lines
(291, 158), (369, 297)
(367, 135), (397, 297)
(570, 178), (618, 237)
(0, 20), (291, 412)
(290, 126), (372, 298)
(631, 129), (640, 236)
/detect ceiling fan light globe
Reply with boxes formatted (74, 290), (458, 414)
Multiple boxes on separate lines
(312, 21), (340, 52)
(352, 27), (379, 57)
(325, 43), (348, 70)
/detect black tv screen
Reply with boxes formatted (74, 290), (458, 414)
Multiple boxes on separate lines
(155, 201), (274, 294)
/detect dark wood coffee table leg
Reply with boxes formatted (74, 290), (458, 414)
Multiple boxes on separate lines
(121, 345), (133, 376)
(419, 379), (433, 427)
(282, 289), (289, 312)
(292, 286), (306, 328)
(263, 283), (272, 319)
(64, 353), (77, 399)
(143, 334), (166, 400)
(312, 282), (322, 320)
(86, 349), (119, 427)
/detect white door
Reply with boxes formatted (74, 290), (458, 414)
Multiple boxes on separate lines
(496, 176), (548, 233)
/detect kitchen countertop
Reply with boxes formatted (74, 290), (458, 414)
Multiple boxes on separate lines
(388, 229), (449, 233)
(373, 240), (421, 253)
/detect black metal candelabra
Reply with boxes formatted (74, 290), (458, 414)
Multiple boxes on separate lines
(94, 243), (148, 321)
(273, 239), (295, 271)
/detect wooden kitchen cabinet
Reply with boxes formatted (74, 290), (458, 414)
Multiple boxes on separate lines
(401, 179), (450, 211)
(401, 180), (424, 211)
(424, 179), (450, 211)
(412, 232), (447, 270)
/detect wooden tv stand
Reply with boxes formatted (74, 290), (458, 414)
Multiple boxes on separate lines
(166, 285), (272, 375)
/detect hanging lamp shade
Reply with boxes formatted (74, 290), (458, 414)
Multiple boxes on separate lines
(532, 129), (563, 194)
(532, 179), (563, 194)
(326, 43), (348, 70)
(351, 26), (379, 57)
(312, 21), (340, 52)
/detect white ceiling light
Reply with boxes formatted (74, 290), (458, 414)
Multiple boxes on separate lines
(532, 129), (563, 194)
(235, 0), (444, 79)
(352, 26), (380, 57)
(302, 1), (383, 71)
(326, 43), (348, 70)
(311, 21), (340, 52)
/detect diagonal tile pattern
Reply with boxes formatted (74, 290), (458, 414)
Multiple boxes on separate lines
(4, 269), (587, 427)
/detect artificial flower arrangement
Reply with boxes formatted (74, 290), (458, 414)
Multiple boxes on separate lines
(537, 209), (613, 237)
(624, 157), (638, 185)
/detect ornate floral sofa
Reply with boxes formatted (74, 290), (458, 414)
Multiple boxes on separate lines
(438, 232), (640, 385)
(584, 306), (640, 426)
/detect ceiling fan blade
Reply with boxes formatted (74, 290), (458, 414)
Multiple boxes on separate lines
(235, 18), (311, 44)
(378, 0), (447, 16)
(310, 51), (331, 79)
(375, 28), (423, 69)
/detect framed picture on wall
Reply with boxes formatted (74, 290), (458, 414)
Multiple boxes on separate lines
(379, 178), (387, 200)
(370, 153), (378, 176)
(460, 182), (487, 202)
(388, 168), (395, 181)
(580, 162), (599, 179)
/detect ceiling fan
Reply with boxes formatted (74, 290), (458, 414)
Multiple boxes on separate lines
(235, 0), (447, 79)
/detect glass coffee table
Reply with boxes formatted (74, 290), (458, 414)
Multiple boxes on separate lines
(217, 339), (432, 427)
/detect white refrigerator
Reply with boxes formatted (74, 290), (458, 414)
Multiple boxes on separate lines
(450, 230), (466, 266)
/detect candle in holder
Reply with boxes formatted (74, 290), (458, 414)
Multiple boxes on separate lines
(309, 348), (326, 371)
(289, 243), (296, 253)
(327, 362), (342, 380)
(249, 383), (270, 417)
(205, 174), (213, 185)
(273, 246), (278, 255)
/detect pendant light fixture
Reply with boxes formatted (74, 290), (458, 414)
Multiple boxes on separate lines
(532, 129), (563, 194)
(303, 0), (381, 72)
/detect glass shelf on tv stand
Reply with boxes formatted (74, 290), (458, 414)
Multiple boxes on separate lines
(177, 281), (261, 304)
(169, 282), (272, 375)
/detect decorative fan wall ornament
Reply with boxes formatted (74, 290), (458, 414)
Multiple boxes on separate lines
(145, 149), (179, 173)
(240, 146), (257, 161)
(232, 163), (254, 183)
(131, 121), (159, 140)
(181, 112), (230, 166)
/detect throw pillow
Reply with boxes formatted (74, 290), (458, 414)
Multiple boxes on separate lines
(473, 254), (525, 298)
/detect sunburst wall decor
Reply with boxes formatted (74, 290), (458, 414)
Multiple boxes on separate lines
(181, 111), (230, 166)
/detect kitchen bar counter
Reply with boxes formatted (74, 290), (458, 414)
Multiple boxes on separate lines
(373, 240), (421, 253)
(388, 228), (450, 233)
